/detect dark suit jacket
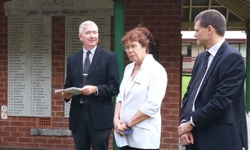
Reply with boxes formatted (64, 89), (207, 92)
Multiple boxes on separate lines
(180, 41), (248, 150)
(64, 46), (119, 132)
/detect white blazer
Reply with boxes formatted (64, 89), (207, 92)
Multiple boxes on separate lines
(114, 54), (167, 149)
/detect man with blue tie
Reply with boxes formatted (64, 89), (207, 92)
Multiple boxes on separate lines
(179, 9), (248, 150)
(63, 20), (119, 150)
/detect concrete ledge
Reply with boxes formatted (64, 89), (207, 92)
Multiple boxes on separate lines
(30, 128), (72, 136)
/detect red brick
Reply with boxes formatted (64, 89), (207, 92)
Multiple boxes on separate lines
(3, 137), (18, 143)
(48, 139), (63, 144)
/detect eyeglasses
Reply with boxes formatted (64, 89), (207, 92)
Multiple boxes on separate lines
(123, 45), (139, 51)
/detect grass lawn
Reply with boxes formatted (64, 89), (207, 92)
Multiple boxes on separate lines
(182, 75), (191, 99)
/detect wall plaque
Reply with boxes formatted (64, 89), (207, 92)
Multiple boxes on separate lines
(8, 17), (52, 117)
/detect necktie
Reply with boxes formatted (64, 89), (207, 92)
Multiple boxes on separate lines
(83, 51), (91, 76)
(183, 51), (210, 120)
(80, 51), (91, 105)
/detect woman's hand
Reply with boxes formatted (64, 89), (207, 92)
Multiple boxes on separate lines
(113, 118), (125, 136)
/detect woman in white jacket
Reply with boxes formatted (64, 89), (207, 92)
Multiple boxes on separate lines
(113, 24), (168, 150)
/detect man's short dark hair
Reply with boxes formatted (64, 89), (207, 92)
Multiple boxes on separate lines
(194, 9), (226, 36)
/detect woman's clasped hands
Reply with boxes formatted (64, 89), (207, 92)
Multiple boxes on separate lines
(114, 119), (131, 136)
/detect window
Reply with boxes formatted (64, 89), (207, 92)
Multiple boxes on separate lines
(182, 43), (191, 56)
(240, 44), (246, 57)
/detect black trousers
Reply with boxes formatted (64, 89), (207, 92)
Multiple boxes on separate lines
(120, 146), (159, 150)
(72, 104), (112, 150)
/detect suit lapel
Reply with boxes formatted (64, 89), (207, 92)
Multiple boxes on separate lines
(87, 46), (103, 76)
(199, 41), (227, 91)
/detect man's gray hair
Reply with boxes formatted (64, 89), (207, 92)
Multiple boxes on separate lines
(79, 20), (98, 34)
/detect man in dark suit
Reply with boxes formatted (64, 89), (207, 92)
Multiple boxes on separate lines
(63, 20), (119, 150)
(178, 9), (248, 150)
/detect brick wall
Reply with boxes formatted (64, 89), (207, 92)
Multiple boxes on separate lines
(0, 1), (75, 148)
(0, 0), (182, 149)
(0, 0), (9, 147)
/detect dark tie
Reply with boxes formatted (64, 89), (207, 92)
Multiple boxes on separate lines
(83, 51), (91, 76)
(183, 51), (210, 120)
(80, 51), (91, 105)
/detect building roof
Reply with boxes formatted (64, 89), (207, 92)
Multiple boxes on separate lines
(181, 31), (246, 39)
(182, 0), (250, 31)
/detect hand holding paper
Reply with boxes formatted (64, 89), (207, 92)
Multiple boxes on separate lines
(54, 87), (82, 95)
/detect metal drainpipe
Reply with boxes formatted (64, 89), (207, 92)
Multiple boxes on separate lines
(113, 0), (124, 149)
